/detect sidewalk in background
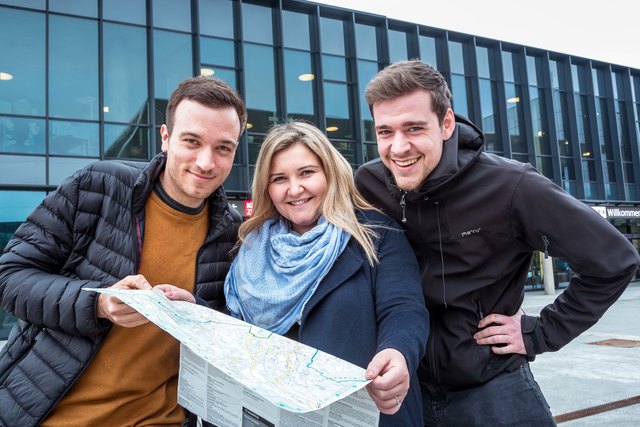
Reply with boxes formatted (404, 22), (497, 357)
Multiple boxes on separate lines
(525, 281), (640, 425)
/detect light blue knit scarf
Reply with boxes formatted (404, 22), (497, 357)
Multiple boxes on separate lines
(224, 216), (349, 335)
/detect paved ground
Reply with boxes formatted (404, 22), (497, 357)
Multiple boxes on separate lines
(524, 281), (640, 425)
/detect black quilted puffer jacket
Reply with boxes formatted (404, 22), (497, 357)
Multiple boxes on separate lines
(0, 152), (241, 426)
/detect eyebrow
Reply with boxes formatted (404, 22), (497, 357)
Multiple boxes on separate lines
(269, 164), (321, 178)
(178, 131), (238, 146)
(375, 120), (429, 130)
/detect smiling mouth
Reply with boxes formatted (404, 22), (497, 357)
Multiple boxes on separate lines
(289, 198), (311, 206)
(394, 158), (418, 167)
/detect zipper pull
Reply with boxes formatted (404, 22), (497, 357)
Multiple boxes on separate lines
(400, 191), (407, 223)
(541, 235), (550, 258)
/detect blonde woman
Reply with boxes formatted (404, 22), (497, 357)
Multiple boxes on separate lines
(163, 121), (428, 426)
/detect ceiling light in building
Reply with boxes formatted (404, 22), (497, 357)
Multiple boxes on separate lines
(537, 131), (544, 137)
(326, 126), (339, 132)
(583, 151), (591, 157)
(298, 73), (315, 81)
(564, 140), (570, 145)
(506, 97), (520, 103)
(103, 106), (109, 113)
(246, 123), (253, 129)
(200, 68), (215, 77)
(0, 72), (13, 80)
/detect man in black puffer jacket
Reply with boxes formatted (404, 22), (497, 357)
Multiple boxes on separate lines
(355, 60), (640, 426)
(0, 76), (246, 426)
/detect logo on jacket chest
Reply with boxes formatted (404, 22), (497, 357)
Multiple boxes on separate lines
(461, 227), (481, 237)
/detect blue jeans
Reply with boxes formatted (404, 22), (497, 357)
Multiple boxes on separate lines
(421, 363), (556, 426)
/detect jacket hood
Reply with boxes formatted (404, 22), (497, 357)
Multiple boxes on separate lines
(384, 114), (484, 202)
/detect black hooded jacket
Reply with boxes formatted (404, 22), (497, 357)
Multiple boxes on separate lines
(0, 153), (241, 426)
(355, 115), (640, 390)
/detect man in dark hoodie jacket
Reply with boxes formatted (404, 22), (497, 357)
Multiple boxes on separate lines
(355, 60), (640, 426)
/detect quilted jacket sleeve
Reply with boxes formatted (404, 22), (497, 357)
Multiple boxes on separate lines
(0, 172), (110, 337)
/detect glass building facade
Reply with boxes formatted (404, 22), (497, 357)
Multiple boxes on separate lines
(1, 0), (640, 338)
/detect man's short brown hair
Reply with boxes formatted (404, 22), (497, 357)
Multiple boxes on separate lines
(365, 60), (452, 125)
(165, 76), (247, 136)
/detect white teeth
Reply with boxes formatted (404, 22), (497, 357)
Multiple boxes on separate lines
(395, 158), (417, 167)
(290, 198), (310, 206)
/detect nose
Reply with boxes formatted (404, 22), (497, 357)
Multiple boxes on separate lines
(390, 132), (411, 155)
(287, 178), (304, 196)
(195, 148), (215, 171)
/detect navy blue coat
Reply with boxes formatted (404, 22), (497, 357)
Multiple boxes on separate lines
(297, 210), (429, 426)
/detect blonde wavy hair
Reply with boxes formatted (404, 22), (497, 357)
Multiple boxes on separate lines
(239, 121), (380, 265)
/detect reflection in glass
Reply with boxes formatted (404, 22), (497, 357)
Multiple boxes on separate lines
(284, 50), (315, 121)
(355, 24), (377, 61)
(324, 82), (353, 140)
(242, 3), (272, 44)
(49, 157), (95, 185)
(530, 87), (550, 156)
(320, 17), (345, 56)
(200, 37), (235, 67)
(153, 0), (191, 32)
(0, 0), (44, 8)
(49, 15), (99, 120)
(476, 46), (491, 79)
(322, 55), (347, 82)
(49, 0), (97, 17)
(388, 30), (408, 63)
(0, 116), (45, 154)
(0, 155), (45, 185)
(478, 79), (501, 153)
(224, 165), (246, 192)
(244, 44), (276, 116)
(505, 82), (526, 154)
(103, 23), (148, 124)
(103, 0), (146, 25)
(248, 134), (263, 165)
(282, 10), (310, 50)
(201, 68), (236, 89)
(364, 143), (379, 162)
(419, 36), (437, 68)
(154, 30), (192, 123)
(104, 124), (149, 160)
(448, 41), (465, 74)
(358, 60), (378, 142)
(450, 75), (469, 118)
(0, 8), (45, 116)
(49, 120), (99, 157)
(502, 51), (516, 83)
(199, 0), (233, 38)
(560, 158), (576, 181)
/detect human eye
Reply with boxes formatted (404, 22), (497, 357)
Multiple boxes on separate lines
(376, 129), (392, 137)
(300, 169), (315, 177)
(183, 138), (199, 146)
(271, 175), (285, 183)
(407, 126), (424, 132)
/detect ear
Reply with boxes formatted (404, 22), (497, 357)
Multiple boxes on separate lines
(442, 108), (456, 140)
(160, 124), (170, 153)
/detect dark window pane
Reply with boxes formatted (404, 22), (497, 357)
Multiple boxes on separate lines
(200, 37), (235, 68)
(324, 82), (353, 140)
(242, 3), (272, 44)
(451, 74), (469, 118)
(49, 120), (99, 157)
(479, 79), (501, 152)
(388, 30), (408, 63)
(560, 158), (576, 180)
(358, 60), (378, 141)
(419, 36), (437, 68)
(244, 44), (276, 114)
(0, 116), (45, 154)
(364, 143), (379, 162)
(199, 0), (233, 38)
(153, 0), (191, 32)
(49, 157), (95, 185)
(448, 41), (464, 74)
(248, 134), (263, 165)
(536, 156), (553, 179)
(502, 51), (515, 82)
(49, 0), (97, 17)
(531, 87), (550, 155)
(476, 46), (490, 79)
(526, 56), (538, 86)
(154, 30), (192, 123)
(0, 155), (45, 185)
(104, 124), (149, 160)
(322, 55), (347, 82)
(320, 17), (344, 56)
(103, 23), (148, 124)
(355, 24), (377, 61)
(223, 165), (247, 192)
(331, 140), (356, 164)
(0, 8), (45, 116)
(284, 50), (315, 118)
(505, 82), (526, 153)
(103, 0), (146, 25)
(49, 16), (99, 120)
(282, 10), (310, 51)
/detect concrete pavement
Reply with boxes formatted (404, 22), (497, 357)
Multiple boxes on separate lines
(524, 281), (640, 425)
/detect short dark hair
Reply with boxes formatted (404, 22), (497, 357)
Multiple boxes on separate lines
(165, 76), (247, 136)
(365, 60), (452, 125)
